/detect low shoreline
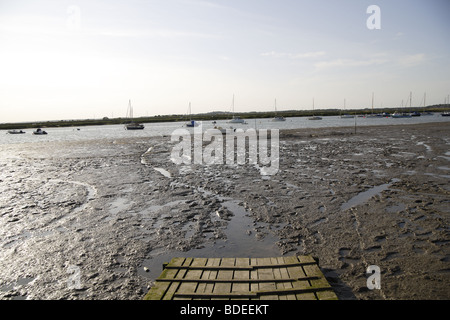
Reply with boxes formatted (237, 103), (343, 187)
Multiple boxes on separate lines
(1, 108), (449, 130)
(0, 121), (448, 300)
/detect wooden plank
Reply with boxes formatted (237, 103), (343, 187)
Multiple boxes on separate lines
(155, 257), (187, 300)
(188, 258), (207, 300)
(162, 260), (317, 271)
(196, 270), (208, 296)
(302, 261), (338, 300)
(272, 258), (286, 300)
(283, 256), (316, 300)
(194, 258), (210, 297)
(191, 257), (208, 267)
(156, 277), (317, 283)
(185, 258), (204, 280)
(281, 256), (297, 300)
(231, 258), (251, 299)
(275, 257), (295, 300)
(173, 286), (335, 299)
(211, 285), (232, 299)
(316, 290), (339, 300)
(211, 258), (234, 300)
(216, 258), (234, 280)
(257, 258), (277, 300)
(203, 258), (220, 298)
(172, 257), (194, 300)
(162, 281), (180, 300)
(143, 281), (171, 300)
(156, 266), (179, 281)
(144, 255), (337, 300)
(162, 260), (187, 300)
(298, 255), (317, 264)
(250, 258), (259, 298)
(234, 258), (251, 279)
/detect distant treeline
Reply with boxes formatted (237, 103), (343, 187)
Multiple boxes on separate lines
(1, 104), (449, 130)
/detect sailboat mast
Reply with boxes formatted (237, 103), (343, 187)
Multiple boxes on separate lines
(231, 94), (235, 116)
(410, 91), (412, 108)
(371, 92), (374, 113)
(127, 99), (133, 119)
(189, 102), (191, 121)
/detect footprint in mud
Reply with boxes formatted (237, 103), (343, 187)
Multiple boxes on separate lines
(339, 247), (351, 257)
(381, 251), (400, 261)
(374, 234), (387, 243)
(365, 245), (382, 253)
(310, 230), (323, 244)
(309, 216), (327, 228)
(338, 247), (360, 268)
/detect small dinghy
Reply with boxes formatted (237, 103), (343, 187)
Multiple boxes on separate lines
(33, 128), (48, 135)
(8, 130), (25, 134)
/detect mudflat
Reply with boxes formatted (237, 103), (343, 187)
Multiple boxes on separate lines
(0, 122), (448, 300)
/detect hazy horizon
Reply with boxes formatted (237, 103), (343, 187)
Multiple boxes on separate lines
(1, 0), (449, 123)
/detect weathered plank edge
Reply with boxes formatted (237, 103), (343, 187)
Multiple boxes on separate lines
(172, 286), (336, 299)
(162, 262), (317, 271)
(155, 276), (320, 283)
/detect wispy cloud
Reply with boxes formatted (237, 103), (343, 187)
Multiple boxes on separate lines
(261, 51), (326, 59)
(92, 28), (216, 39)
(312, 52), (426, 71)
(314, 58), (388, 69)
(181, 0), (233, 11)
(398, 53), (425, 67)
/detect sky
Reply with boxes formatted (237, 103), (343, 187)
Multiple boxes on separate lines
(0, 0), (449, 123)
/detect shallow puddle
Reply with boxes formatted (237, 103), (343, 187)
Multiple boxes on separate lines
(139, 198), (281, 281)
(341, 178), (400, 211)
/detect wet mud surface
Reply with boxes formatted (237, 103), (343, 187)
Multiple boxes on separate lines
(0, 122), (449, 300)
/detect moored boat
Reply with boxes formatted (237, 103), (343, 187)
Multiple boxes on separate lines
(227, 94), (247, 124)
(33, 128), (47, 135)
(308, 98), (322, 120)
(391, 112), (411, 118)
(185, 102), (199, 127)
(125, 100), (144, 130)
(228, 116), (247, 124)
(186, 120), (199, 127)
(271, 99), (286, 122)
(8, 129), (25, 134)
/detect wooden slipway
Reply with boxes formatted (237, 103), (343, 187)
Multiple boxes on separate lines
(144, 255), (337, 300)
